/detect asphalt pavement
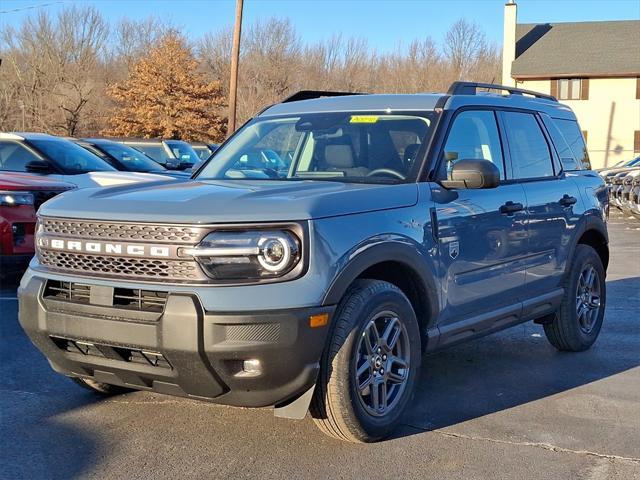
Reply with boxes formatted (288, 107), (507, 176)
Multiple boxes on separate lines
(1, 213), (639, 480)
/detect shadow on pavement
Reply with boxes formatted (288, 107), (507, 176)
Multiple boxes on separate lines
(1, 274), (638, 475)
(1, 276), (113, 480)
(398, 276), (640, 435)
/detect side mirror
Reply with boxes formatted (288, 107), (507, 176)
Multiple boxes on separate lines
(440, 159), (500, 189)
(25, 160), (52, 174)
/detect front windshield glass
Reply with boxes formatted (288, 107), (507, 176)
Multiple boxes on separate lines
(192, 145), (213, 160)
(30, 139), (115, 174)
(196, 112), (433, 183)
(98, 143), (165, 172)
(129, 144), (171, 164)
(165, 140), (200, 164)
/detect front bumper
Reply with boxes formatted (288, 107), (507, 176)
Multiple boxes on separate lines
(18, 276), (334, 408)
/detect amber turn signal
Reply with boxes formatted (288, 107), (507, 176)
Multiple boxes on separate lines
(309, 313), (329, 328)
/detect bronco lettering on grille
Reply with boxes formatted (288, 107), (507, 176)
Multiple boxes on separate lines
(38, 238), (171, 258)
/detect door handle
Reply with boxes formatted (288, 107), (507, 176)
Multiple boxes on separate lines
(499, 201), (524, 215)
(559, 194), (577, 207)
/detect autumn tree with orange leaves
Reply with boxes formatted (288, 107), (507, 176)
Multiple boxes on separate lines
(102, 33), (226, 142)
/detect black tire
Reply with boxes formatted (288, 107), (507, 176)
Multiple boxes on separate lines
(310, 279), (421, 443)
(544, 244), (606, 352)
(71, 377), (132, 396)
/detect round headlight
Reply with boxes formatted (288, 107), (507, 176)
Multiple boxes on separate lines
(258, 235), (292, 272)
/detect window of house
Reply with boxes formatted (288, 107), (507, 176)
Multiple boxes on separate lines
(553, 78), (589, 100)
(503, 112), (554, 179)
(441, 110), (505, 180)
(635, 131), (640, 154)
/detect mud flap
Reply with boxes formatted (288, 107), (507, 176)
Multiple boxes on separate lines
(274, 385), (316, 420)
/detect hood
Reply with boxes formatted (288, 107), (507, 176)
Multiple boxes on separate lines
(39, 179), (419, 223)
(156, 170), (192, 179)
(65, 171), (174, 188)
(0, 171), (74, 191)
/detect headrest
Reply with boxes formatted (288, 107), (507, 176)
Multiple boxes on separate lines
(404, 144), (421, 163)
(324, 144), (354, 169)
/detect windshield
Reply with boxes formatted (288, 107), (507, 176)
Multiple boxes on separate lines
(30, 139), (115, 174)
(165, 140), (200, 165)
(97, 143), (165, 172)
(128, 143), (171, 164)
(192, 145), (213, 160)
(196, 112), (433, 183)
(627, 157), (640, 167)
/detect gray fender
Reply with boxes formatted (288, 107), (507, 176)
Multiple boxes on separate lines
(565, 212), (609, 276)
(321, 240), (440, 330)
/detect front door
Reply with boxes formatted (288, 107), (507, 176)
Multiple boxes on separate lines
(432, 109), (528, 327)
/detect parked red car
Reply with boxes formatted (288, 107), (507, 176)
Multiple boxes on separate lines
(0, 172), (73, 277)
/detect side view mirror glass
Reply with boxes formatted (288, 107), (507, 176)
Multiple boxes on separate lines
(440, 159), (500, 189)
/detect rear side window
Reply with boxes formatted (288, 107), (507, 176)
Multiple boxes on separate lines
(0, 141), (40, 171)
(503, 112), (554, 179)
(553, 119), (591, 170)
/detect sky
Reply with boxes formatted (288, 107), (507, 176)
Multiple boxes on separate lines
(1, 0), (639, 51)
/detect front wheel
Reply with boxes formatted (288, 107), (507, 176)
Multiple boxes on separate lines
(544, 244), (606, 352)
(310, 279), (421, 442)
(71, 377), (132, 396)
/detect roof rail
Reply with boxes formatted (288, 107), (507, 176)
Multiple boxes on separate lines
(447, 81), (557, 102)
(282, 90), (367, 103)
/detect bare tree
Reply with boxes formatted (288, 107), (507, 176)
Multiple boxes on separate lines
(1, 9), (502, 136)
(1, 6), (108, 135)
(111, 17), (173, 75)
(443, 19), (491, 80)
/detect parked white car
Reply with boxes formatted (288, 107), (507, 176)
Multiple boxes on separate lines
(0, 133), (171, 188)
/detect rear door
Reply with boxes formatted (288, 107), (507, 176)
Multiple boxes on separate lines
(500, 110), (582, 299)
(432, 109), (528, 327)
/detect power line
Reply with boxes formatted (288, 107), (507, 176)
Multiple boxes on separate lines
(0, 1), (63, 15)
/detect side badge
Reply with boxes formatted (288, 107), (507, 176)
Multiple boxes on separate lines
(449, 241), (460, 259)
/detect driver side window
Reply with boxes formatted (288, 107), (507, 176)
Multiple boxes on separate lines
(441, 110), (505, 180)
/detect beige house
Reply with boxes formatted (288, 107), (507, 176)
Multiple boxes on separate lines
(502, 0), (640, 169)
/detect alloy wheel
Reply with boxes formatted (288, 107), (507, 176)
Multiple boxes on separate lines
(576, 265), (601, 334)
(353, 311), (410, 417)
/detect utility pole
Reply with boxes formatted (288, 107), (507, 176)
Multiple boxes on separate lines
(228, 0), (243, 136)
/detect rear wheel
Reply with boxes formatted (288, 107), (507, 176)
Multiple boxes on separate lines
(544, 244), (606, 351)
(310, 279), (421, 442)
(71, 377), (132, 396)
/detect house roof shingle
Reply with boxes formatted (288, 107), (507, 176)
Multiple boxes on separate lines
(512, 20), (640, 78)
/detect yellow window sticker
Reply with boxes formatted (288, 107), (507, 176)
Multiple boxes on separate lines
(350, 115), (379, 124)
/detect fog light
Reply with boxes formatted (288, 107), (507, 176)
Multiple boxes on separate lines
(242, 359), (262, 376)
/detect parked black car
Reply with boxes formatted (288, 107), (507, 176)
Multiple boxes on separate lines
(190, 141), (219, 161)
(74, 138), (190, 179)
(112, 139), (199, 170)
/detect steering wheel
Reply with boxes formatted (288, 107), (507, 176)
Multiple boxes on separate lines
(367, 168), (406, 180)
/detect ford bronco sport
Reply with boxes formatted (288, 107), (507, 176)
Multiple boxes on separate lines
(18, 82), (609, 442)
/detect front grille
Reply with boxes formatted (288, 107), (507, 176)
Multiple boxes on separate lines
(36, 217), (211, 282)
(44, 280), (168, 313)
(41, 218), (205, 243)
(40, 250), (199, 281)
